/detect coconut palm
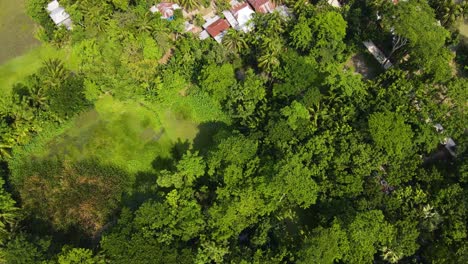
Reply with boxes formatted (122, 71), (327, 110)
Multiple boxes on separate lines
(222, 29), (247, 53)
(381, 247), (403, 264)
(137, 13), (155, 35)
(28, 85), (49, 110)
(0, 143), (12, 159)
(258, 52), (280, 73)
(81, 0), (111, 32)
(41, 59), (68, 88)
(178, 0), (200, 10)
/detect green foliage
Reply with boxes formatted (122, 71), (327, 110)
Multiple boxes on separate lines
(199, 63), (237, 103)
(369, 111), (414, 159)
(57, 247), (103, 264)
(0, 178), (21, 245)
(384, 0), (453, 81)
(344, 210), (395, 264)
(281, 101), (310, 130)
(0, 233), (50, 264)
(0, 1), (465, 263)
(299, 222), (349, 264)
(13, 158), (129, 233)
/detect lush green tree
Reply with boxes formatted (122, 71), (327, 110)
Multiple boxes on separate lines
(222, 29), (248, 53)
(383, 0), (453, 81)
(368, 111), (414, 160)
(298, 222), (350, 264)
(226, 69), (267, 128)
(0, 234), (50, 264)
(56, 247), (103, 264)
(343, 210), (395, 264)
(199, 63), (237, 103)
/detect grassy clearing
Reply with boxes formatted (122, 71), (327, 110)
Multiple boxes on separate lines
(0, 0), (40, 64)
(11, 96), (202, 181)
(0, 44), (79, 95)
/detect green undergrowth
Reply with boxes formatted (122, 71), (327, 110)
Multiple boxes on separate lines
(0, 44), (79, 95)
(10, 94), (215, 186)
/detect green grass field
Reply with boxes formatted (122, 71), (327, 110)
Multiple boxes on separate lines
(0, 0), (40, 64)
(0, 45), (79, 95)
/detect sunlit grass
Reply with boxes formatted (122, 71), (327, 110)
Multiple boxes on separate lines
(0, 44), (79, 95)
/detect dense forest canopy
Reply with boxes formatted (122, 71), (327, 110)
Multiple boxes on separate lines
(0, 0), (467, 263)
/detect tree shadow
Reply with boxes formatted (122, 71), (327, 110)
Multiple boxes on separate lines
(122, 171), (159, 210)
(192, 121), (230, 155)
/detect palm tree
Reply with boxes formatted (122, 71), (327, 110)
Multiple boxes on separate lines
(41, 59), (68, 88)
(0, 143), (12, 159)
(28, 85), (49, 110)
(0, 178), (21, 244)
(258, 52), (280, 73)
(81, 1), (111, 32)
(222, 29), (247, 53)
(381, 247), (403, 264)
(178, 0), (200, 11)
(137, 13), (155, 35)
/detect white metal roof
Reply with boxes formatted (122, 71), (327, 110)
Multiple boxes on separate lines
(203, 15), (220, 29)
(199, 30), (210, 40)
(234, 5), (254, 32)
(223, 11), (238, 28)
(363, 40), (393, 69)
(50, 7), (69, 25)
(46, 0), (60, 12)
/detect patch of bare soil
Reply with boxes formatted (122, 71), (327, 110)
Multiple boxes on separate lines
(159, 48), (174, 64)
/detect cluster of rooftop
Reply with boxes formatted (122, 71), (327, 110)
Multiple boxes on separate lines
(199, 0), (277, 43)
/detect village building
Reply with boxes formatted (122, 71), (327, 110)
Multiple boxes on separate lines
(363, 40), (393, 70)
(206, 19), (230, 43)
(199, 16), (230, 43)
(223, 10), (239, 29)
(150, 3), (181, 20)
(247, 0), (275, 13)
(46, 0), (72, 30)
(227, 2), (255, 32)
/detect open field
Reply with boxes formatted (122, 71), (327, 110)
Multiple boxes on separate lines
(0, 45), (79, 95)
(0, 0), (40, 64)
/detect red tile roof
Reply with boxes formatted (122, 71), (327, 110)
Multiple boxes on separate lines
(231, 2), (250, 15)
(206, 19), (230, 37)
(247, 0), (275, 13)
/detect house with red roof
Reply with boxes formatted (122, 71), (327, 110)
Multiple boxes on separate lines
(247, 0), (275, 13)
(199, 16), (231, 43)
(206, 19), (230, 43)
(150, 3), (181, 20)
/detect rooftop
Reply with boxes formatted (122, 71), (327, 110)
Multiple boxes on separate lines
(206, 19), (230, 38)
(247, 0), (275, 13)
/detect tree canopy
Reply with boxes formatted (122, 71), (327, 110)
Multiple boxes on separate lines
(0, 0), (466, 263)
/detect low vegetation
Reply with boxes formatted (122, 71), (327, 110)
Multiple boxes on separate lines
(0, 0), (466, 263)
